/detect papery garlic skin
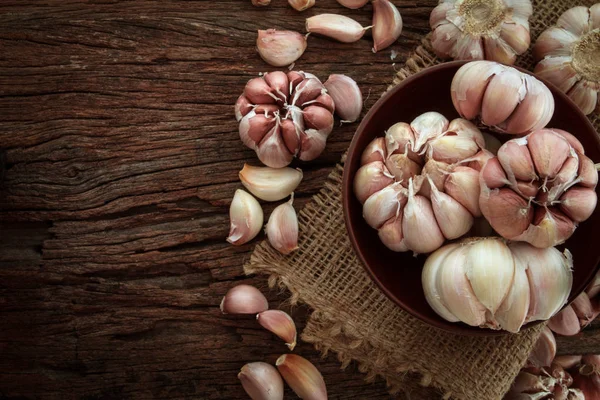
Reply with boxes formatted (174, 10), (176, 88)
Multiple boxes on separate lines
(236, 71), (336, 167)
(228, 189), (264, 245)
(480, 129), (598, 248)
(430, 0), (532, 64)
(257, 310), (297, 350)
(533, 5), (600, 115)
(257, 30), (307, 67)
(240, 164), (303, 202)
(221, 284), (269, 314)
(238, 362), (284, 400)
(265, 195), (299, 255)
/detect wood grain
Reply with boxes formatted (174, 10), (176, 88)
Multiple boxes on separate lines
(0, 1), (597, 399)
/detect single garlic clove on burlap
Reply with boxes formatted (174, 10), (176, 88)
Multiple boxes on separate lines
(428, 176), (473, 239)
(257, 310), (297, 350)
(306, 14), (368, 43)
(276, 354), (327, 400)
(323, 74), (362, 122)
(238, 362), (284, 400)
(256, 29), (308, 67)
(265, 195), (299, 255)
(240, 164), (303, 202)
(227, 189), (264, 246)
(371, 0), (403, 53)
(289, 0), (314, 11)
(221, 284), (269, 314)
(378, 215), (409, 252)
(527, 327), (557, 368)
(353, 161), (394, 204)
(422, 243), (461, 322)
(361, 137), (387, 165)
(362, 182), (405, 229)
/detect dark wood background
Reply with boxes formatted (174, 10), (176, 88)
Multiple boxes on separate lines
(1, 1), (599, 399)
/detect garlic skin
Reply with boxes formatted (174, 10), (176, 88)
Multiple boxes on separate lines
(480, 129), (598, 248)
(257, 310), (297, 350)
(323, 74), (362, 122)
(256, 30), (307, 67)
(423, 238), (573, 332)
(240, 164), (303, 202)
(430, 0), (532, 64)
(276, 354), (327, 400)
(371, 0), (403, 53)
(236, 71), (336, 167)
(288, 0), (314, 11)
(451, 61), (554, 135)
(227, 189), (264, 246)
(238, 362), (284, 400)
(306, 14), (368, 43)
(533, 5), (600, 115)
(221, 284), (269, 314)
(265, 195), (299, 255)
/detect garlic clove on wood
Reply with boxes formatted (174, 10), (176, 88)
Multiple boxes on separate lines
(265, 195), (299, 255)
(276, 354), (327, 400)
(227, 189), (264, 246)
(422, 243), (461, 322)
(306, 14), (368, 43)
(238, 362), (284, 400)
(288, 0), (315, 12)
(221, 284), (269, 314)
(256, 29), (308, 67)
(257, 310), (297, 349)
(239, 164), (303, 202)
(323, 74), (362, 122)
(335, 0), (368, 9)
(353, 161), (394, 204)
(371, 0), (403, 53)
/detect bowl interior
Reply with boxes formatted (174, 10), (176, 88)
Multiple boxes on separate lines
(342, 61), (600, 336)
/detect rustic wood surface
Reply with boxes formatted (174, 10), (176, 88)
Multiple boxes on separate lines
(1, 1), (599, 399)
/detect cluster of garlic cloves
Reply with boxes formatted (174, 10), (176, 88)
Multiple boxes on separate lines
(480, 129), (598, 248)
(430, 0), (532, 64)
(533, 4), (600, 115)
(451, 61), (554, 135)
(422, 238), (573, 332)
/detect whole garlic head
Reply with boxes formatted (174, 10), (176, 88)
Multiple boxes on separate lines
(354, 111), (490, 255)
(236, 71), (335, 168)
(533, 4), (600, 115)
(480, 128), (598, 248)
(430, 0), (532, 64)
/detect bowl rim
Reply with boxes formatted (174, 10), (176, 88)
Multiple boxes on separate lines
(341, 60), (600, 336)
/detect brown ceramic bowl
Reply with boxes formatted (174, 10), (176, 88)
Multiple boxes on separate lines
(342, 60), (600, 335)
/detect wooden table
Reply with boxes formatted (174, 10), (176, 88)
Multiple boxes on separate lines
(1, 1), (599, 399)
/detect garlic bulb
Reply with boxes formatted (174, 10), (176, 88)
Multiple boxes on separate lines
(451, 61), (554, 135)
(533, 4), (600, 115)
(227, 189), (264, 246)
(238, 362), (284, 400)
(256, 30), (307, 67)
(507, 363), (583, 400)
(422, 237), (573, 332)
(236, 71), (335, 167)
(354, 111), (488, 254)
(430, 0), (532, 64)
(480, 129), (598, 248)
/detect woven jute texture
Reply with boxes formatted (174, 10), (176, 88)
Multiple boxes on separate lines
(245, 1), (600, 399)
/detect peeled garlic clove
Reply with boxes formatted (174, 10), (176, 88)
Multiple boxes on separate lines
(239, 111), (277, 149)
(306, 14), (367, 43)
(568, 79), (598, 116)
(527, 327), (556, 368)
(240, 164), (303, 202)
(385, 153), (421, 183)
(402, 179), (445, 254)
(276, 354), (327, 400)
(257, 310), (297, 349)
(266, 196), (299, 255)
(533, 56), (579, 93)
(289, 0), (314, 11)
(257, 125), (294, 168)
(227, 189), (264, 246)
(513, 207), (576, 248)
(361, 137), (387, 164)
(410, 111), (449, 152)
(236, 95), (253, 122)
(495, 253), (530, 333)
(422, 243), (460, 322)
(323, 74), (362, 122)
(371, 0), (403, 53)
(451, 61), (501, 120)
(528, 129), (571, 179)
(479, 188), (532, 239)
(336, 0), (368, 9)
(353, 161), (394, 204)
(578, 154), (599, 188)
(548, 305), (581, 336)
(239, 362), (284, 400)
(498, 137), (537, 181)
(560, 187), (597, 223)
(481, 68), (525, 127)
(257, 29), (307, 67)
(533, 27), (579, 61)
(554, 355), (583, 370)
(363, 182), (405, 229)
(378, 216), (409, 252)
(221, 284), (269, 314)
(499, 75), (554, 135)
(428, 177), (473, 239)
(557, 6), (590, 36)
(444, 166), (481, 217)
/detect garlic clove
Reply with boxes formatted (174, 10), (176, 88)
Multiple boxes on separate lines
(431, 23), (461, 59)
(245, 77), (279, 104)
(257, 310), (297, 349)
(298, 129), (328, 161)
(447, 118), (485, 148)
(323, 74), (362, 122)
(306, 14), (367, 43)
(303, 105), (334, 134)
(294, 78), (325, 107)
(515, 180), (539, 199)
(444, 166), (481, 217)
(481, 68), (525, 126)
(422, 243), (461, 322)
(533, 56), (579, 93)
(419, 159), (451, 198)
(479, 188), (532, 239)
(455, 35), (484, 60)
(533, 27), (579, 61)
(553, 129), (585, 154)
(513, 207), (576, 248)
(385, 122), (420, 163)
(578, 153), (599, 188)
(557, 6), (590, 36)
(429, 2), (453, 30)
(548, 305), (581, 336)
(281, 118), (300, 155)
(239, 164), (303, 202)
(361, 137), (387, 165)
(257, 29), (308, 67)
(463, 149), (494, 171)
(451, 61), (502, 120)
(363, 182), (405, 229)
(221, 284), (269, 314)
(499, 75), (554, 135)
(568, 79), (598, 116)
(528, 129), (571, 179)
(428, 134), (480, 164)
(571, 292), (595, 323)
(495, 253), (530, 333)
(256, 124), (294, 168)
(483, 36), (517, 65)
(385, 153), (422, 183)
(547, 154), (580, 201)
(402, 179), (445, 254)
(239, 111), (276, 149)
(554, 355), (583, 370)
(371, 0), (403, 53)
(500, 21), (530, 55)
(264, 71), (290, 103)
(593, 3), (600, 30)
(509, 371), (550, 395)
(498, 137), (537, 182)
(353, 161), (394, 204)
(310, 93), (335, 114)
(252, 0), (271, 6)
(266, 195), (299, 255)
(410, 111), (449, 153)
(378, 215), (409, 252)
(464, 238), (515, 315)
(236, 95), (253, 122)
(287, 71), (304, 91)
(527, 327), (556, 368)
(336, 0), (368, 9)
(428, 176), (473, 239)
(276, 354), (327, 400)
(586, 270), (600, 298)
(288, 0), (315, 11)
(227, 189), (264, 246)
(238, 362), (284, 400)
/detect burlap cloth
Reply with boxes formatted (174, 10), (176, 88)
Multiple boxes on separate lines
(245, 1), (600, 398)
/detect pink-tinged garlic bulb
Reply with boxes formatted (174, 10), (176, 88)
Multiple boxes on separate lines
(236, 71), (335, 167)
(430, 0), (532, 64)
(479, 129), (598, 248)
(506, 363), (583, 399)
(422, 237), (573, 332)
(354, 111), (490, 255)
(451, 61), (555, 135)
(533, 4), (600, 115)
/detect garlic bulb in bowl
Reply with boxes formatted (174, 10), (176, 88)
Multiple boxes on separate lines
(236, 71), (335, 168)
(422, 237), (573, 332)
(533, 4), (600, 115)
(354, 111), (491, 255)
(480, 128), (598, 248)
(430, 0), (532, 64)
